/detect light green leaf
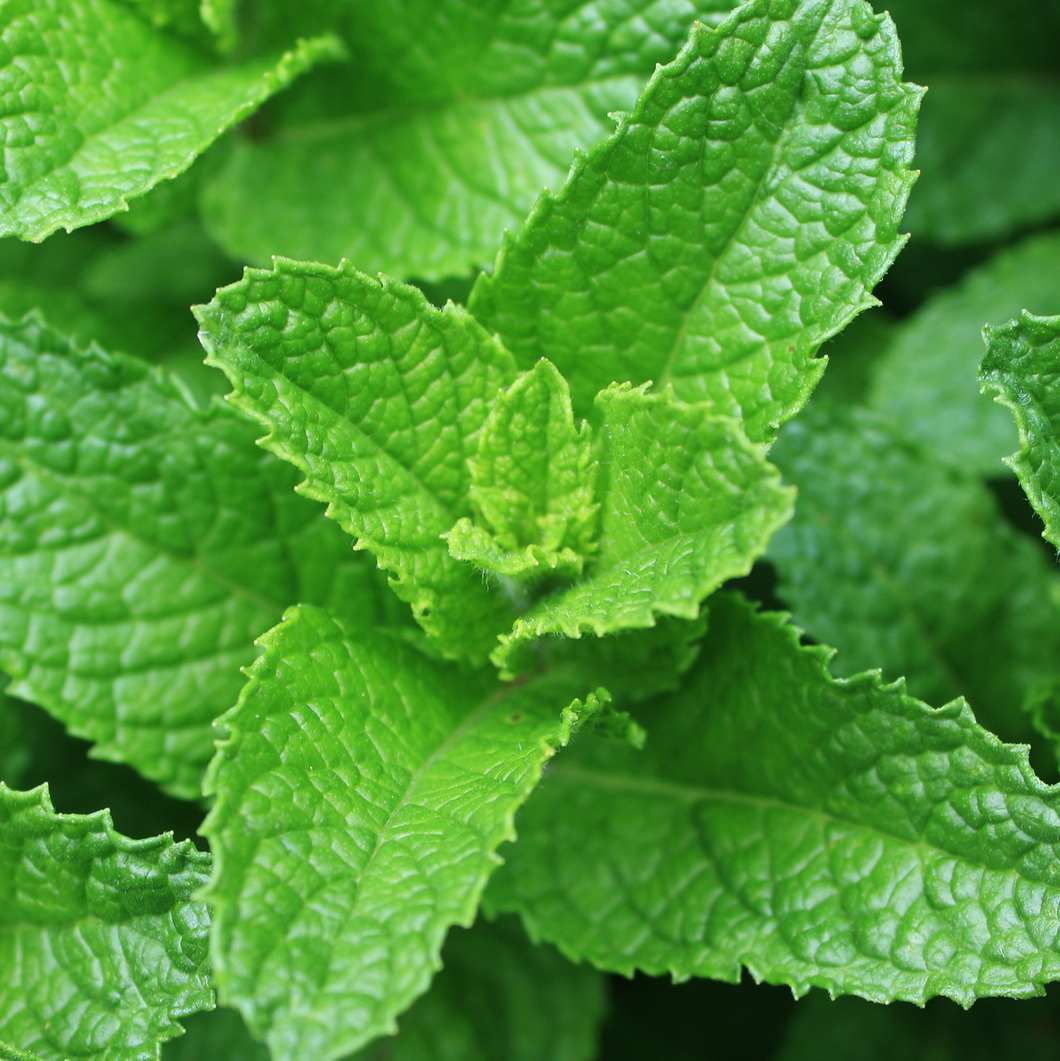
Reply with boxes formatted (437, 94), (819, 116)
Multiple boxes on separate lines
(0, 783), (213, 1061)
(493, 384), (794, 674)
(469, 0), (921, 437)
(980, 312), (1060, 550)
(768, 403), (1060, 743)
(487, 591), (1060, 1004)
(868, 229), (1060, 476)
(199, 0), (743, 281)
(0, 313), (397, 798)
(0, 1040), (43, 1061)
(0, 0), (340, 240)
(446, 359), (597, 586)
(196, 259), (522, 662)
(905, 76), (1060, 247)
(199, 604), (614, 1061)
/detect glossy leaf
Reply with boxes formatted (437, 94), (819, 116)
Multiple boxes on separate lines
(200, 0), (743, 280)
(869, 229), (1060, 476)
(494, 384), (793, 674)
(200, 604), (617, 1061)
(768, 403), (1060, 743)
(0, 313), (396, 798)
(470, 0), (922, 436)
(196, 259), (520, 662)
(0, 783), (213, 1061)
(487, 592), (1060, 1004)
(980, 312), (1060, 550)
(0, 0), (340, 240)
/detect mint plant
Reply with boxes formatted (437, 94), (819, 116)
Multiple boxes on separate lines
(2, 0), (1060, 1059)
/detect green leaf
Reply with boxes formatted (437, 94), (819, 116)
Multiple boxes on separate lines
(445, 359), (598, 586)
(0, 313), (397, 798)
(351, 916), (606, 1061)
(0, 783), (213, 1061)
(493, 384), (794, 675)
(486, 591), (1060, 1004)
(868, 229), (1060, 476)
(469, 0), (921, 437)
(0, 0), (341, 240)
(768, 403), (1060, 743)
(196, 259), (522, 662)
(774, 990), (1060, 1061)
(199, 0), (743, 281)
(905, 77), (1060, 247)
(199, 604), (614, 1061)
(980, 312), (1060, 550)
(0, 1040), (44, 1061)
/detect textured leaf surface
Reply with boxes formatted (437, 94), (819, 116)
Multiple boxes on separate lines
(905, 77), (1060, 246)
(0, 0), (339, 239)
(446, 359), (597, 585)
(470, 0), (921, 436)
(0, 783), (212, 1061)
(200, 605), (611, 1061)
(351, 916), (606, 1061)
(494, 384), (793, 673)
(980, 312), (1060, 550)
(197, 259), (520, 661)
(768, 404), (1060, 743)
(0, 314), (395, 798)
(487, 591), (1060, 1004)
(868, 229), (1060, 475)
(200, 0), (742, 280)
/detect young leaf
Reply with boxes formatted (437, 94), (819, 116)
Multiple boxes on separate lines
(869, 229), (1060, 475)
(980, 312), (1060, 549)
(196, 259), (521, 662)
(767, 403), (1060, 743)
(487, 591), (1060, 1005)
(0, 313), (396, 798)
(905, 77), (1060, 247)
(200, 604), (615, 1061)
(469, 0), (922, 437)
(199, 0), (743, 280)
(445, 359), (598, 586)
(0, 0), (340, 240)
(0, 783), (213, 1061)
(493, 384), (794, 674)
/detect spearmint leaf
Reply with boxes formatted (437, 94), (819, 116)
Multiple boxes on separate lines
(0, 783), (213, 1061)
(199, 604), (611, 1061)
(0, 313), (396, 799)
(196, 259), (521, 662)
(0, 0), (340, 240)
(487, 591), (1060, 1004)
(905, 77), (1060, 246)
(980, 312), (1060, 550)
(768, 403), (1060, 743)
(359, 917), (607, 1061)
(469, 0), (922, 437)
(869, 229), (1060, 475)
(0, 1041), (42, 1061)
(199, 0), (743, 280)
(445, 359), (597, 586)
(493, 384), (794, 674)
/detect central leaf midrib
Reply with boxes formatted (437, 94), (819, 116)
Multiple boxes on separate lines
(552, 763), (1060, 889)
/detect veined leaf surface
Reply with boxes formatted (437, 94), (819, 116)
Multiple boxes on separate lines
(200, 0), (742, 280)
(200, 605), (614, 1061)
(0, 783), (212, 1061)
(0, 0), (339, 239)
(470, 0), (921, 436)
(980, 312), (1060, 550)
(196, 259), (520, 662)
(487, 592), (1060, 1004)
(0, 314), (395, 799)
